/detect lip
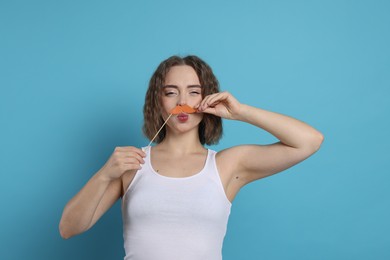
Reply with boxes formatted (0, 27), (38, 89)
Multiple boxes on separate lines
(177, 113), (189, 122)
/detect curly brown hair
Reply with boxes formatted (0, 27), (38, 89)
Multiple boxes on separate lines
(143, 55), (223, 145)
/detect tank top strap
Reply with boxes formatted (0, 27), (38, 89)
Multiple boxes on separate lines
(122, 146), (151, 198)
(203, 149), (230, 203)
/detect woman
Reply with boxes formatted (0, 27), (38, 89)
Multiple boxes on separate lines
(59, 55), (324, 259)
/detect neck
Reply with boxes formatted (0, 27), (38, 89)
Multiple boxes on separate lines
(156, 129), (205, 155)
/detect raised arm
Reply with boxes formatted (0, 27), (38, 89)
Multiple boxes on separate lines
(59, 147), (145, 239)
(197, 92), (324, 185)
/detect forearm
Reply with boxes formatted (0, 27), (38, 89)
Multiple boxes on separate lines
(59, 170), (111, 238)
(236, 104), (324, 150)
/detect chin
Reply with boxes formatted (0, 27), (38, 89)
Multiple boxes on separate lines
(171, 121), (201, 133)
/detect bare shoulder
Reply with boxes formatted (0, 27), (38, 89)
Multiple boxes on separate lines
(215, 145), (251, 173)
(215, 147), (249, 202)
(217, 141), (322, 185)
(215, 146), (252, 183)
(215, 144), (283, 185)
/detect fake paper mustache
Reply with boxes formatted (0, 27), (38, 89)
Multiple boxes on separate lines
(170, 104), (197, 114)
(146, 105), (198, 146)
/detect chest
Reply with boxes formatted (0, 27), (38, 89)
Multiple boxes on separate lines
(151, 153), (207, 178)
(124, 174), (230, 224)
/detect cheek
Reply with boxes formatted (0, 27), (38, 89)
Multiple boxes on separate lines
(160, 99), (175, 113)
(188, 97), (203, 108)
(193, 113), (204, 122)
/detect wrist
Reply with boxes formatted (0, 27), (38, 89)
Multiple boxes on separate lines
(95, 168), (113, 184)
(233, 103), (252, 122)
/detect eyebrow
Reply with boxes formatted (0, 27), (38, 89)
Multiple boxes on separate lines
(162, 85), (202, 89)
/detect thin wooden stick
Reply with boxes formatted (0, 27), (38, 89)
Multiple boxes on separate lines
(147, 113), (173, 147)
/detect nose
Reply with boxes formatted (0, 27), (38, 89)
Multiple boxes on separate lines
(178, 94), (187, 106)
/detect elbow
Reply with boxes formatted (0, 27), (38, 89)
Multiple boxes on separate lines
(317, 131), (325, 147)
(59, 217), (90, 239)
(301, 131), (324, 154)
(59, 221), (72, 239)
(59, 218), (78, 240)
(60, 232), (71, 240)
(311, 131), (324, 152)
(59, 209), (92, 239)
(59, 226), (71, 240)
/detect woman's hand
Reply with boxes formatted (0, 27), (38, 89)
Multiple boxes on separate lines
(196, 91), (242, 120)
(98, 146), (146, 182)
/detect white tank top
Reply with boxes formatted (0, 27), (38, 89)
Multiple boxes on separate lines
(121, 146), (232, 260)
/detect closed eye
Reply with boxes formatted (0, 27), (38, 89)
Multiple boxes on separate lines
(164, 91), (178, 96)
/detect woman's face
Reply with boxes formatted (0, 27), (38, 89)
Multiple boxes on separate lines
(160, 65), (204, 134)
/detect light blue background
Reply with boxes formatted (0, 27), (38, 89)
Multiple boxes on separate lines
(1, 0), (389, 259)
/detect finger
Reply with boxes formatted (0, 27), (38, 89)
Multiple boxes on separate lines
(124, 157), (144, 165)
(119, 146), (146, 157)
(201, 93), (224, 110)
(123, 163), (142, 172)
(201, 106), (218, 116)
(117, 150), (143, 159)
(206, 92), (229, 106)
(124, 153), (145, 164)
(137, 148), (147, 158)
(205, 95), (224, 107)
(200, 93), (219, 110)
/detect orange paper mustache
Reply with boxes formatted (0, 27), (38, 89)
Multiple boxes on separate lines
(170, 105), (197, 114)
(146, 105), (197, 146)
